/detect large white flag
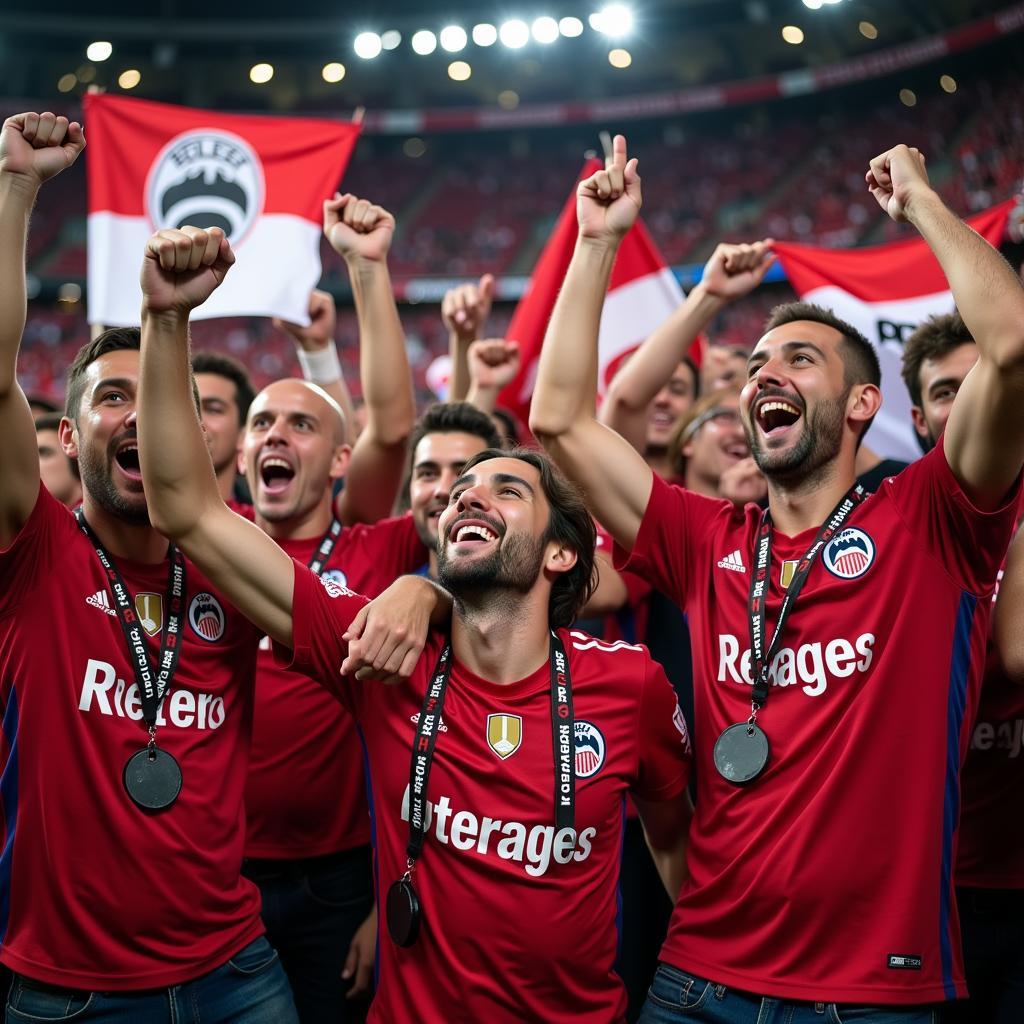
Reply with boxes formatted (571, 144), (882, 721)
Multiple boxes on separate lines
(84, 94), (360, 327)
(774, 201), (1013, 462)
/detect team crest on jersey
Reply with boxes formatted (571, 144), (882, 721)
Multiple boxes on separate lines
(780, 559), (799, 588)
(145, 129), (264, 245)
(134, 593), (164, 637)
(574, 721), (606, 778)
(318, 574), (354, 599)
(823, 528), (875, 580)
(322, 568), (349, 588)
(486, 714), (523, 760)
(188, 592), (226, 642)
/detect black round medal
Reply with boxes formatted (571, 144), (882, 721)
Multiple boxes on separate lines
(123, 747), (183, 810)
(714, 723), (770, 785)
(386, 877), (422, 947)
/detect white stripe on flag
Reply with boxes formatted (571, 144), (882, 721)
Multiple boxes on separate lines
(597, 267), (684, 391)
(801, 284), (956, 463)
(87, 212), (323, 327)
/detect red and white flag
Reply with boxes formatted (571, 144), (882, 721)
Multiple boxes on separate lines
(499, 158), (684, 425)
(84, 94), (360, 326)
(773, 200), (1013, 462)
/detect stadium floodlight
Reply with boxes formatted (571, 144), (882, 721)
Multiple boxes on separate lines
(559, 16), (584, 37)
(473, 23), (498, 46)
(499, 19), (530, 48)
(322, 62), (346, 82)
(118, 69), (141, 89)
(86, 41), (113, 62)
(249, 63), (274, 84)
(381, 30), (402, 50)
(411, 30), (438, 55)
(448, 61), (472, 81)
(590, 4), (633, 37)
(532, 16), (560, 44)
(608, 48), (632, 68)
(354, 32), (383, 59)
(781, 25), (805, 44)
(440, 25), (468, 52)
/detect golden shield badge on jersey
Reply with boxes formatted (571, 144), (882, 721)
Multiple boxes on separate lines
(780, 560), (799, 589)
(135, 593), (164, 637)
(487, 714), (523, 760)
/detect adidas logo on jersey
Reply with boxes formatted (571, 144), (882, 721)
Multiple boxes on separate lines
(400, 787), (596, 878)
(716, 550), (747, 573)
(86, 590), (116, 616)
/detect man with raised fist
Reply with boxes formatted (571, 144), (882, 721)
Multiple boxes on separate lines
(531, 135), (1024, 1021)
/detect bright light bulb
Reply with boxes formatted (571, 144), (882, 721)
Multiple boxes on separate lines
(532, 16), (559, 44)
(354, 32), (382, 59)
(440, 25), (468, 52)
(593, 4), (633, 37)
(499, 19), (530, 48)
(86, 41), (112, 62)
(608, 48), (632, 68)
(411, 30), (437, 55)
(781, 25), (805, 44)
(322, 62), (346, 82)
(249, 63), (274, 84)
(381, 30), (402, 50)
(118, 69), (141, 89)
(473, 23), (498, 46)
(448, 61), (472, 81)
(559, 16), (584, 37)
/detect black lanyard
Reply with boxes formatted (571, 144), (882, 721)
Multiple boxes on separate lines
(308, 519), (342, 576)
(747, 484), (864, 715)
(405, 631), (575, 865)
(75, 509), (186, 731)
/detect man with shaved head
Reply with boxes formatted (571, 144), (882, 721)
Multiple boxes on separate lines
(235, 193), (424, 1023)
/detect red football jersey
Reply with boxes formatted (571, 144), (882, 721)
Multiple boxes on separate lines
(0, 486), (264, 988)
(280, 564), (692, 1024)
(615, 440), (1020, 1004)
(955, 497), (1024, 888)
(244, 514), (426, 857)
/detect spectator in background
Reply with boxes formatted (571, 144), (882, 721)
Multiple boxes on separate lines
(34, 410), (80, 508)
(192, 350), (254, 508)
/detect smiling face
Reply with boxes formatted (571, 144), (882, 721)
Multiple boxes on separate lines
(61, 348), (149, 524)
(195, 371), (243, 476)
(410, 430), (493, 551)
(243, 379), (349, 525)
(681, 393), (750, 493)
(741, 321), (856, 482)
(436, 457), (559, 599)
(646, 360), (697, 449)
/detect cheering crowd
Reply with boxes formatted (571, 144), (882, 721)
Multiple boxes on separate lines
(3, 109), (1024, 1024)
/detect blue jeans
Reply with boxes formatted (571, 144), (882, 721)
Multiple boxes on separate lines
(242, 846), (374, 1024)
(5, 936), (298, 1023)
(640, 964), (939, 1024)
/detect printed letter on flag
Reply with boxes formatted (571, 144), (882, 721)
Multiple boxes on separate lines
(85, 94), (360, 326)
(773, 200), (1013, 462)
(498, 158), (684, 426)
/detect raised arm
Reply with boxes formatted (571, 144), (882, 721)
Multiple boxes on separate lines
(0, 112), (84, 546)
(324, 193), (416, 525)
(465, 337), (520, 416)
(276, 289), (357, 447)
(600, 240), (775, 452)
(137, 226), (298, 646)
(443, 274), (494, 401)
(868, 145), (1024, 509)
(529, 134), (653, 551)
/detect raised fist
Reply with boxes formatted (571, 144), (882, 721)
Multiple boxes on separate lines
(324, 192), (395, 263)
(442, 273), (495, 343)
(866, 145), (931, 223)
(0, 112), (85, 185)
(468, 338), (521, 391)
(577, 134), (642, 244)
(141, 226), (235, 315)
(701, 240), (776, 301)
(274, 289), (337, 351)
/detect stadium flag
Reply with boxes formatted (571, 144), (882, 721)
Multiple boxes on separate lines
(773, 198), (1014, 463)
(84, 93), (360, 326)
(498, 158), (685, 425)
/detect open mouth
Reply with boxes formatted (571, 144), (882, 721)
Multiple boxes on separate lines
(114, 443), (142, 480)
(447, 518), (500, 551)
(259, 457), (296, 495)
(755, 398), (802, 438)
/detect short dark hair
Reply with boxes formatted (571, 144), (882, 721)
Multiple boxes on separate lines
(65, 328), (141, 420)
(680, 355), (701, 399)
(409, 402), (503, 468)
(763, 302), (881, 390)
(65, 326), (200, 421)
(900, 312), (974, 408)
(33, 411), (64, 433)
(458, 446), (597, 629)
(191, 350), (255, 425)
